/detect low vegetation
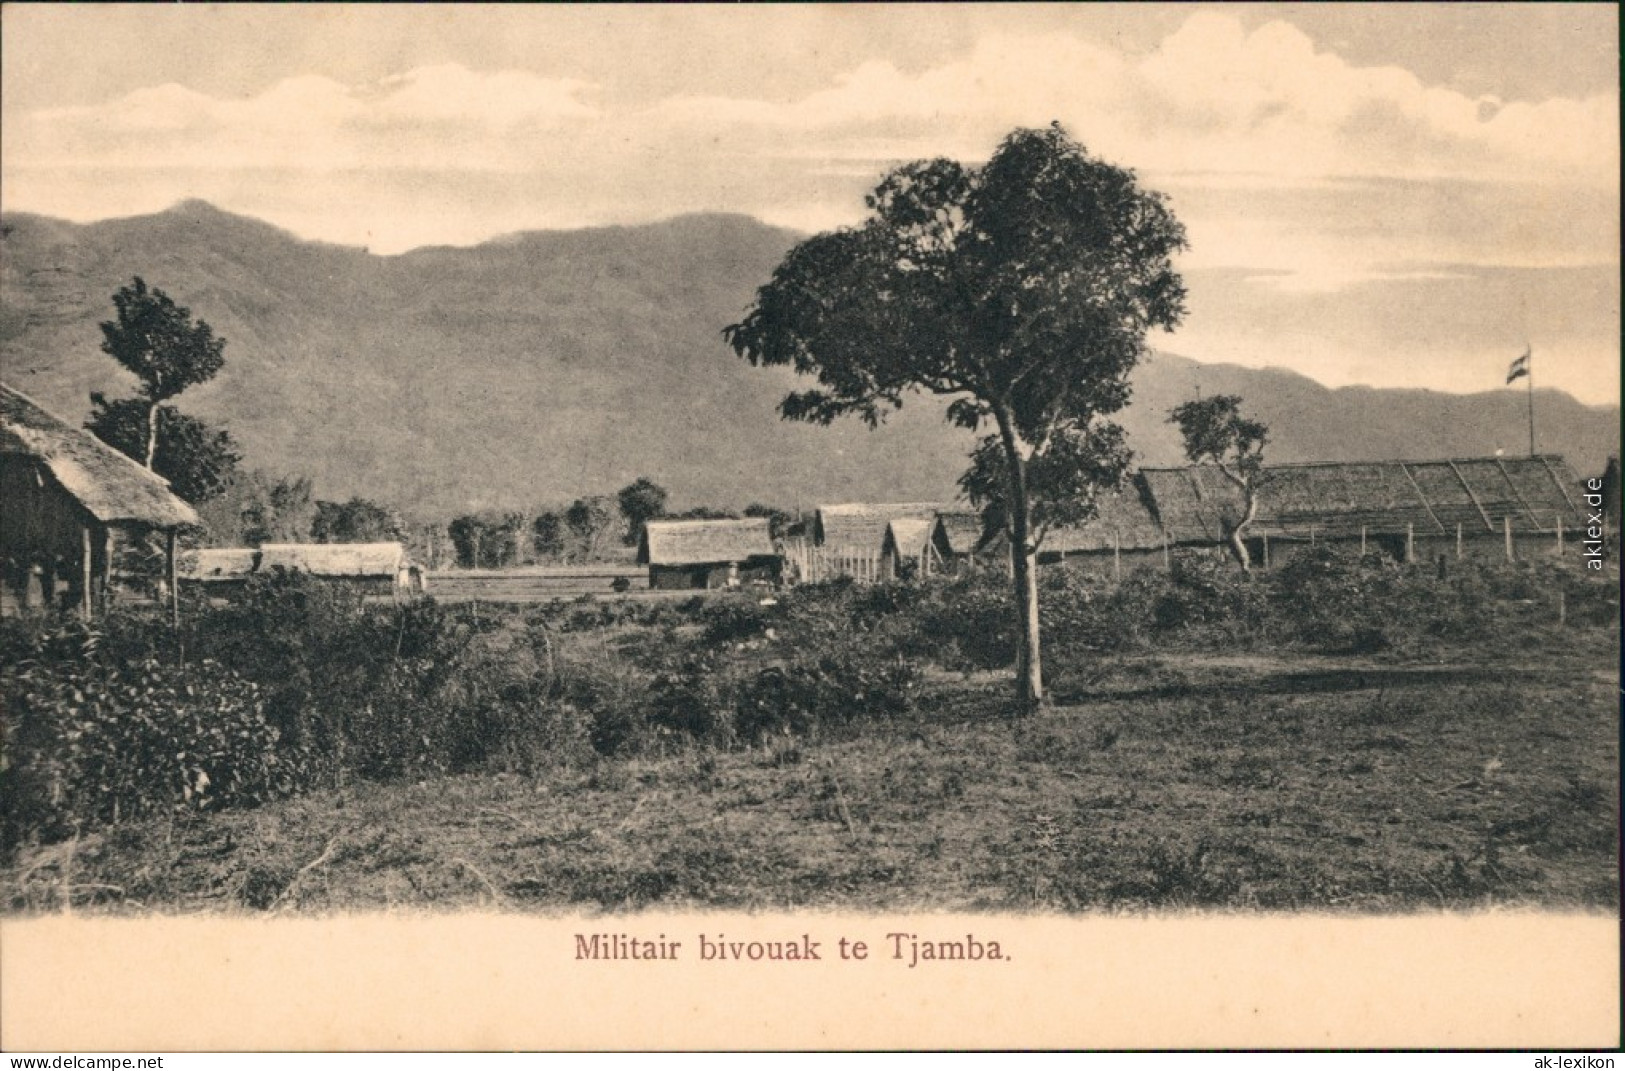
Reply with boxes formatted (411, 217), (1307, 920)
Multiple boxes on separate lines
(1, 549), (1617, 913)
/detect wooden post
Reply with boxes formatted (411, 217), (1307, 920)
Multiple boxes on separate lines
(1405, 523), (1414, 564)
(167, 529), (179, 630)
(101, 528), (114, 614)
(1112, 532), (1121, 581)
(1555, 513), (1563, 555)
(1360, 526), (1367, 556)
(1309, 526), (1316, 547)
(1504, 516), (1513, 562)
(80, 525), (93, 619)
(1262, 534), (1270, 569)
(1558, 589), (1566, 625)
(1162, 529), (1171, 570)
(1455, 522), (1463, 560)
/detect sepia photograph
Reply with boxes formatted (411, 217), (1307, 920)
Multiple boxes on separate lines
(0, 2), (1619, 1052)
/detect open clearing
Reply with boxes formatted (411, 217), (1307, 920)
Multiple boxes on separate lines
(8, 643), (1616, 916)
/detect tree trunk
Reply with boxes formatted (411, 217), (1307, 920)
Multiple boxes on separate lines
(993, 406), (1042, 714)
(143, 400), (160, 470)
(1227, 482), (1259, 571)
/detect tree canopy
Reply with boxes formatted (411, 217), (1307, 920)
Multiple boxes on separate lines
(617, 477), (669, 546)
(86, 393), (241, 503)
(96, 277), (228, 470)
(726, 123), (1187, 709)
(1169, 394), (1270, 569)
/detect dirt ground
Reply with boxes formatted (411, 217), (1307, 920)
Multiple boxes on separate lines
(7, 641), (1616, 916)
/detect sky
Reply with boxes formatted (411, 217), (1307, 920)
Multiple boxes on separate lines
(2, 3), (1619, 404)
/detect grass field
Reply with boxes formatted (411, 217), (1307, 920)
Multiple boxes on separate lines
(7, 639), (1615, 916)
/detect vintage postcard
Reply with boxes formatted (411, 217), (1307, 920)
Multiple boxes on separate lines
(0, 3), (1619, 1052)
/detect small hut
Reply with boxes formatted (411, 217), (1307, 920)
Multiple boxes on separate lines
(639, 518), (781, 590)
(180, 542), (420, 596)
(880, 516), (939, 580)
(928, 511), (989, 575)
(1, 383), (199, 617)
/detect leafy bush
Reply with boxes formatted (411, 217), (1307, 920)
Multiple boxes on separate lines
(2, 649), (287, 848)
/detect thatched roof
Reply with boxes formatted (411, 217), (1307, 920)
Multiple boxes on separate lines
(931, 511), (986, 556)
(0, 383), (200, 529)
(259, 542), (406, 577)
(814, 502), (945, 552)
(639, 518), (777, 566)
(1141, 456), (1583, 541)
(179, 543), (408, 580)
(882, 517), (936, 559)
(1043, 483), (1167, 553)
(177, 548), (260, 581)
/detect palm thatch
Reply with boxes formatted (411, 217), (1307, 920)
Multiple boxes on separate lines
(258, 542), (407, 577)
(1141, 456), (1583, 541)
(882, 517), (936, 560)
(814, 502), (945, 553)
(0, 383), (199, 529)
(639, 518), (777, 566)
(177, 547), (260, 581)
(931, 511), (986, 556)
(1042, 483), (1166, 553)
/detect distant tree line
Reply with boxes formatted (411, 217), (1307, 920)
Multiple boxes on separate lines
(439, 479), (800, 570)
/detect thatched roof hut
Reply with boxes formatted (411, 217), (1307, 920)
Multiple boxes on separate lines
(1042, 483), (1166, 554)
(177, 547), (260, 582)
(1, 384), (199, 530)
(639, 519), (775, 565)
(259, 542), (407, 577)
(813, 503), (944, 553)
(639, 518), (781, 589)
(2, 383), (199, 617)
(931, 511), (986, 558)
(180, 543), (415, 591)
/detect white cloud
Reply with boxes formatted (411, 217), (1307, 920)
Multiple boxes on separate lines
(2, 11), (1616, 279)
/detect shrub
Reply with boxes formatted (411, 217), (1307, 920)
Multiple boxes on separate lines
(2, 654), (287, 848)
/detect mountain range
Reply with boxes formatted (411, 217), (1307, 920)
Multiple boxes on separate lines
(1, 201), (1616, 517)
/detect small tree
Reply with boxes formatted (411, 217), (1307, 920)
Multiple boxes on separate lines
(726, 124), (1187, 711)
(958, 423), (1133, 552)
(311, 497), (405, 545)
(98, 278), (227, 469)
(532, 510), (568, 561)
(616, 477), (669, 546)
(87, 393), (241, 503)
(565, 496), (616, 561)
(1168, 394), (1269, 570)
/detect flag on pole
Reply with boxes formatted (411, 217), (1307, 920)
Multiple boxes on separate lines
(1506, 347), (1531, 384)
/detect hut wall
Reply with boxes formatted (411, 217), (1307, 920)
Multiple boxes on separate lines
(0, 457), (106, 613)
(650, 563), (707, 590)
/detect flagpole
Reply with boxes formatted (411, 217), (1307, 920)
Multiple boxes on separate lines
(1526, 347), (1536, 457)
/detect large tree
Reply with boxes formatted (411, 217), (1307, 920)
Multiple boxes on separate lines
(98, 277), (228, 469)
(725, 124), (1187, 711)
(1168, 394), (1269, 570)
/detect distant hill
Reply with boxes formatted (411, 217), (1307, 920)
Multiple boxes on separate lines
(2, 202), (1617, 516)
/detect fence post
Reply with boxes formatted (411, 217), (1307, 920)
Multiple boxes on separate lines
(1360, 526), (1367, 556)
(1405, 522), (1414, 564)
(1113, 532), (1121, 581)
(1162, 529), (1171, 570)
(1262, 534), (1270, 569)
(1456, 522), (1463, 560)
(1504, 516), (1513, 562)
(1555, 513), (1563, 555)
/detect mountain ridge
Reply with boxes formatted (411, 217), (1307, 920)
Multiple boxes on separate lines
(2, 202), (1616, 517)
